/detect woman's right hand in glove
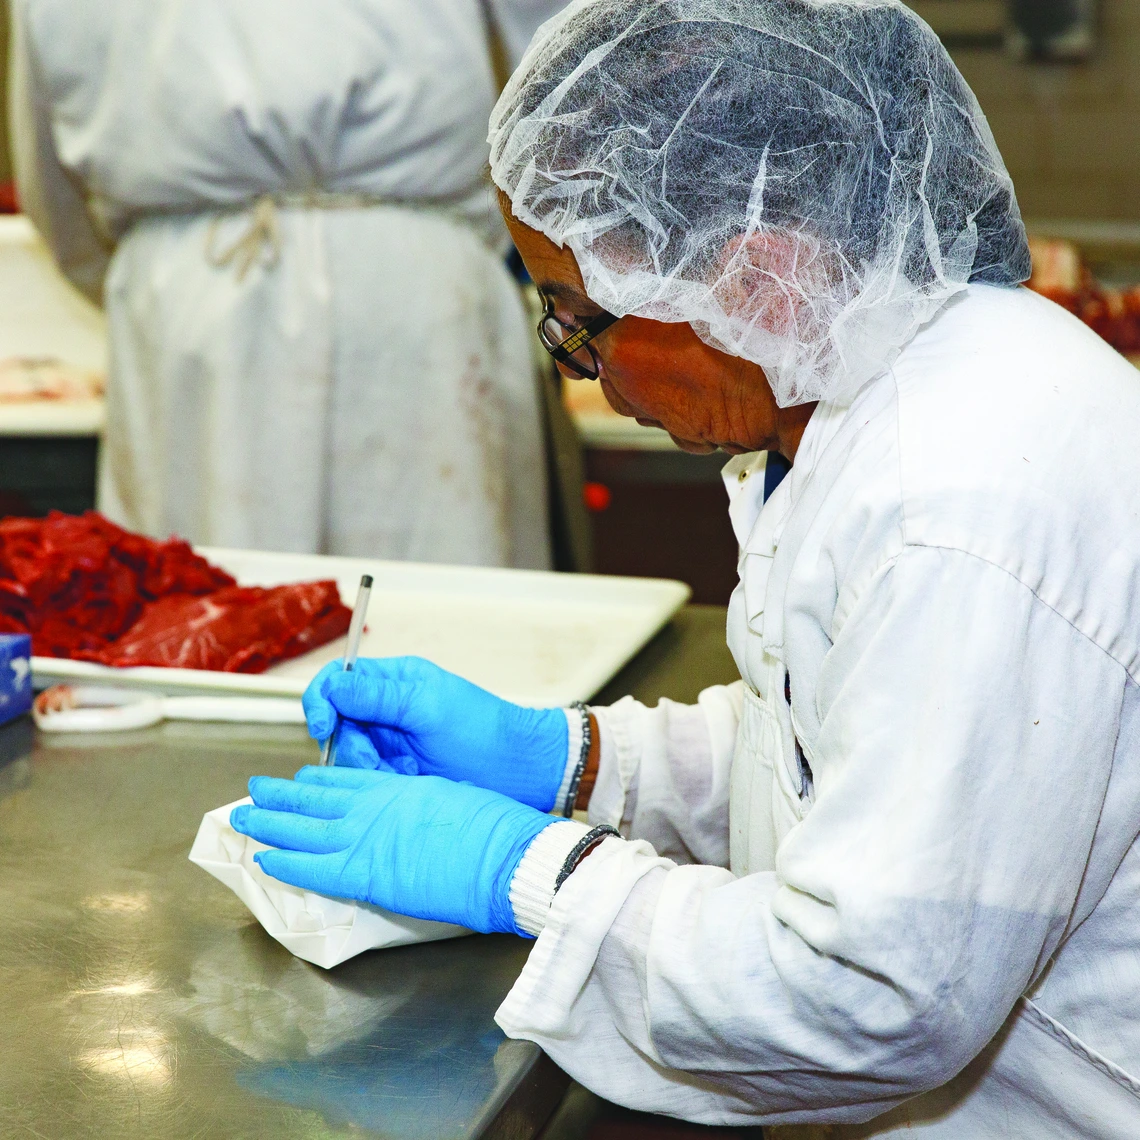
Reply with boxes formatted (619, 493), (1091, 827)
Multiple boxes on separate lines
(302, 656), (570, 812)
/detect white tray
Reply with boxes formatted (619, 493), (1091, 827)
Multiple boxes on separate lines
(31, 548), (691, 707)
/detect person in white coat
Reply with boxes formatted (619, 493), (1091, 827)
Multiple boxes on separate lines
(9, 0), (567, 566)
(228, 2), (1140, 1136)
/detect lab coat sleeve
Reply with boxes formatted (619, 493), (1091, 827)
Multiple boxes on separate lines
(587, 682), (742, 868)
(498, 546), (1127, 1126)
(8, 0), (109, 302)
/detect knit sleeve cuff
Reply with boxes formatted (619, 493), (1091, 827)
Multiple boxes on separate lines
(553, 706), (584, 815)
(508, 819), (592, 937)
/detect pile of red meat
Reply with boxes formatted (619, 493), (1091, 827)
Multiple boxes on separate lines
(1027, 237), (1140, 358)
(0, 511), (351, 673)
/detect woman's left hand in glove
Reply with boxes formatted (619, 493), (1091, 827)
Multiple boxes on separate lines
(229, 765), (564, 935)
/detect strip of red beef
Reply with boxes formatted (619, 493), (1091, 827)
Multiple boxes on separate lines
(90, 581), (351, 673)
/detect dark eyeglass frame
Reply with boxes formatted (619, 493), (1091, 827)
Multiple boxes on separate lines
(537, 292), (619, 380)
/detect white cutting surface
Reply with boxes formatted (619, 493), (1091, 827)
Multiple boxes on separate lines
(31, 548), (691, 707)
(0, 215), (109, 437)
(0, 217), (106, 369)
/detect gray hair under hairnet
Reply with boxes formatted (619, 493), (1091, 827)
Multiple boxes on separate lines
(489, 0), (1030, 406)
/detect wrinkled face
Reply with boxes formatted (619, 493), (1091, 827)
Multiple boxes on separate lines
(504, 206), (796, 457)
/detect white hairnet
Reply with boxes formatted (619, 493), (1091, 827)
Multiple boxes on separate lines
(489, 0), (1030, 406)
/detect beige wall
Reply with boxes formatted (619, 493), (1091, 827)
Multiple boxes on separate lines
(0, 0), (9, 185)
(0, 1), (1132, 222)
(949, 0), (1140, 223)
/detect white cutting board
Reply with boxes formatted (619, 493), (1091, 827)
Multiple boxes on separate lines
(30, 548), (691, 706)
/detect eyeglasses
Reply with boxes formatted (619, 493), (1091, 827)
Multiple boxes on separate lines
(537, 292), (619, 380)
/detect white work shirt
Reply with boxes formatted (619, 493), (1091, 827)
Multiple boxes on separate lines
(498, 284), (1140, 1136)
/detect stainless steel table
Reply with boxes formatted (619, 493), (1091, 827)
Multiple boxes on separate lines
(0, 606), (739, 1140)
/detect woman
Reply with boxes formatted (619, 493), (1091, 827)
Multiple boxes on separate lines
(230, 1), (1140, 1135)
(9, 0), (560, 566)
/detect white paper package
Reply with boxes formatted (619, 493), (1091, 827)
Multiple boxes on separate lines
(189, 798), (469, 969)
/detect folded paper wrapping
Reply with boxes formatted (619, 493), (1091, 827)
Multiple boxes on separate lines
(189, 798), (470, 969)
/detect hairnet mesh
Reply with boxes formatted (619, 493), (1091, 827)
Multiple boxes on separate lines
(489, 0), (1030, 406)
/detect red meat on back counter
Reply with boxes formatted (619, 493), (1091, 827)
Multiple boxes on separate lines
(0, 511), (352, 672)
(0, 511), (235, 655)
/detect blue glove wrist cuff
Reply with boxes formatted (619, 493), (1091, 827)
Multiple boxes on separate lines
(488, 812), (564, 935)
(499, 704), (572, 812)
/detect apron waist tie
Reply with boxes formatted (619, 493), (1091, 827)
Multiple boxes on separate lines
(204, 190), (475, 281)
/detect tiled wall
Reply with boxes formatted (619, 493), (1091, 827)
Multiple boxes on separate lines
(950, 0), (1140, 223)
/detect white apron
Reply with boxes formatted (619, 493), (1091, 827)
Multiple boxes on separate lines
(96, 198), (550, 565)
(723, 451), (1140, 1140)
(10, 0), (553, 567)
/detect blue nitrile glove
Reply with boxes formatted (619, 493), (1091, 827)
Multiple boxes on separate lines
(229, 765), (562, 935)
(302, 657), (569, 811)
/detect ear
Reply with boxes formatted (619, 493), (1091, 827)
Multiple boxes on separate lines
(711, 227), (833, 340)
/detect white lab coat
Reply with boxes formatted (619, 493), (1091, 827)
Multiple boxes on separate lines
(10, 0), (565, 564)
(498, 284), (1140, 1135)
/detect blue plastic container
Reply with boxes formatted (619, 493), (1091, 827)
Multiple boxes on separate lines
(0, 633), (32, 725)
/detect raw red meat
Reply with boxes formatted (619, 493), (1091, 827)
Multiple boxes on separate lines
(0, 511), (352, 672)
(1027, 236), (1140, 359)
(91, 581), (351, 673)
(0, 511), (234, 656)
